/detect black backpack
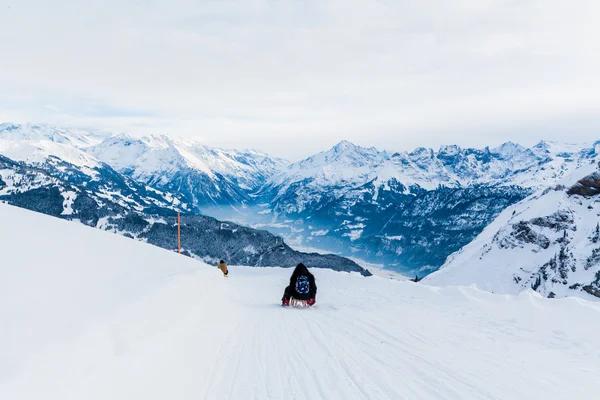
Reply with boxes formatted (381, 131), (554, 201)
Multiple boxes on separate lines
(295, 275), (310, 295)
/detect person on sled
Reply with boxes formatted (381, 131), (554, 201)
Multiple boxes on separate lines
(281, 263), (317, 307)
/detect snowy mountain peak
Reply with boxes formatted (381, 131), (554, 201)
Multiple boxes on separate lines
(531, 140), (592, 159)
(0, 122), (109, 148)
(263, 140), (388, 202)
(111, 132), (135, 141)
(0, 123), (105, 168)
(284, 141), (385, 173)
(331, 140), (359, 152)
(322, 140), (383, 161)
(88, 129), (287, 206)
(0, 122), (287, 207)
(408, 146), (434, 157)
(268, 139), (599, 205)
(489, 142), (539, 166)
(492, 141), (527, 156)
(330, 140), (383, 157)
(147, 133), (182, 149)
(438, 144), (461, 156)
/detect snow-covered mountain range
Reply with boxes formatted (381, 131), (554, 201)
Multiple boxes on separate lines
(0, 123), (367, 275)
(2, 122), (598, 279)
(245, 138), (599, 274)
(262, 139), (591, 213)
(88, 133), (287, 207)
(425, 157), (600, 299)
(0, 123), (287, 208)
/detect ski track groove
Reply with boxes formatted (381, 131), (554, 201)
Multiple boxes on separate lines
(308, 315), (392, 400)
(313, 314), (423, 399)
(282, 311), (327, 399)
(305, 317), (372, 398)
(342, 315), (506, 399)
(202, 315), (248, 399)
(299, 312), (370, 399)
(312, 307), (507, 400)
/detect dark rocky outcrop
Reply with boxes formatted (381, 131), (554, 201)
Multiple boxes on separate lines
(582, 272), (600, 298)
(530, 210), (575, 232)
(498, 221), (550, 250)
(567, 171), (600, 197)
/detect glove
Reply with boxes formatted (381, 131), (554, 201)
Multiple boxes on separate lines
(307, 298), (315, 306)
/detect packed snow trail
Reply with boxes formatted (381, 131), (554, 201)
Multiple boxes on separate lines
(1, 204), (600, 399)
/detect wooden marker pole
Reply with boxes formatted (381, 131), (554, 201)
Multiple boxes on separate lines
(177, 213), (181, 254)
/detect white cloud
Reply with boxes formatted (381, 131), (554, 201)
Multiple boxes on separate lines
(0, 0), (599, 159)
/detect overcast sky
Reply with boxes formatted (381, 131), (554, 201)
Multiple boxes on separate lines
(1, 0), (599, 160)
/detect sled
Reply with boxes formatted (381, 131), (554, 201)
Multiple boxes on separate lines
(290, 298), (312, 308)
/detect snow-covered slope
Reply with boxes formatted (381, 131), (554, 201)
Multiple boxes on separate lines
(2, 203), (600, 400)
(426, 158), (600, 299)
(0, 153), (189, 218)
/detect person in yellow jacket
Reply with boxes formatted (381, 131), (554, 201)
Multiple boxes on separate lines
(217, 260), (229, 277)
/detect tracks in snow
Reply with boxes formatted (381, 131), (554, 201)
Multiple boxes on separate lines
(3, 267), (600, 400)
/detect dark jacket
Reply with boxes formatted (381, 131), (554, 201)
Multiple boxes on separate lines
(283, 263), (317, 301)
